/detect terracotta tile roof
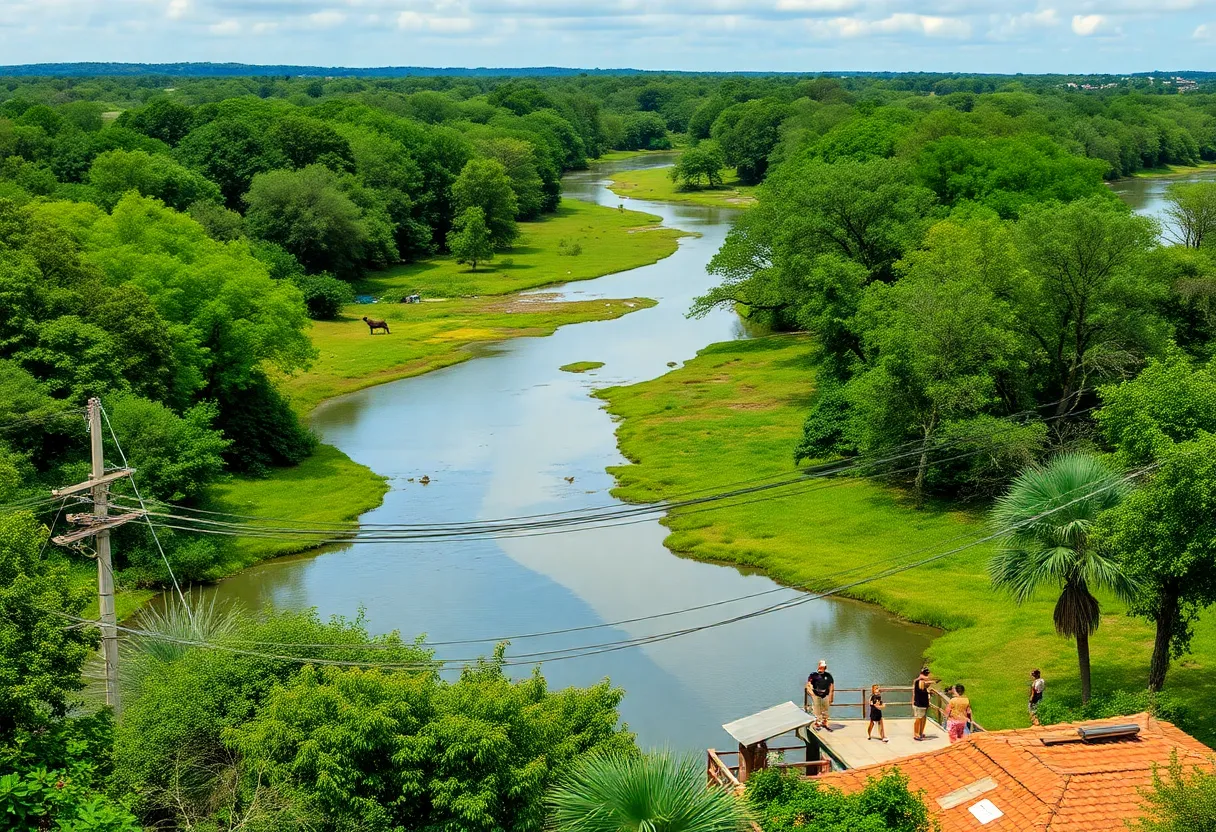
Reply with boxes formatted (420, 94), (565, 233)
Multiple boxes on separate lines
(815, 713), (1213, 832)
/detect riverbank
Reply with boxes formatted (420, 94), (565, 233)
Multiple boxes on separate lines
(597, 335), (1216, 743)
(1130, 161), (1216, 178)
(117, 198), (683, 612)
(605, 164), (758, 208)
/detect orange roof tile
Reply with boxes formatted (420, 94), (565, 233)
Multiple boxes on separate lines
(815, 713), (1213, 832)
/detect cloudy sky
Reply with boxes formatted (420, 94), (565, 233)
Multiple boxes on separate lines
(0, 0), (1213, 73)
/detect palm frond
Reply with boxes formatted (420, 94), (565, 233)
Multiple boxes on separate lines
(548, 751), (749, 832)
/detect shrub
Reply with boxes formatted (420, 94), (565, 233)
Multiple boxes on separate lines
(557, 238), (583, 256)
(292, 271), (354, 320)
(1036, 689), (1191, 732)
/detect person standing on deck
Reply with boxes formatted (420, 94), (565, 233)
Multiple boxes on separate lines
(912, 667), (938, 741)
(945, 684), (973, 743)
(867, 684), (888, 743)
(806, 660), (835, 732)
(1029, 669), (1045, 726)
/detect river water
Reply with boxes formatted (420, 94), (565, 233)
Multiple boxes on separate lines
(1109, 168), (1216, 224)
(202, 153), (935, 751)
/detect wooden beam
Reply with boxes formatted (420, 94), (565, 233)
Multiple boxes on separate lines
(52, 469), (133, 497)
(52, 512), (144, 545)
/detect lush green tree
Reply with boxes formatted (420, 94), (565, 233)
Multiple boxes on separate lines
(228, 652), (632, 832)
(451, 157), (518, 249)
(186, 199), (244, 241)
(1097, 350), (1216, 467)
(1093, 434), (1216, 691)
(670, 141), (726, 190)
(1015, 196), (1167, 415)
(619, 112), (670, 152)
(1128, 751), (1216, 832)
(688, 97), (731, 141)
(88, 149), (221, 211)
(0, 511), (97, 737)
(746, 767), (934, 832)
(244, 164), (384, 279)
(829, 219), (1024, 506)
(548, 751), (749, 832)
(117, 98), (195, 146)
(695, 157), (934, 344)
(710, 99), (789, 184)
(1162, 181), (1216, 250)
(176, 118), (284, 208)
(268, 115), (355, 172)
(989, 453), (1134, 704)
(448, 206), (495, 272)
(104, 394), (229, 503)
(478, 137), (546, 219)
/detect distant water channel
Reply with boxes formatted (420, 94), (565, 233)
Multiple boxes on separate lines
(201, 153), (936, 751)
(1111, 168), (1216, 224)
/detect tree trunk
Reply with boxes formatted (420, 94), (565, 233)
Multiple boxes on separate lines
(1148, 589), (1179, 693)
(913, 414), (937, 511)
(1077, 629), (1092, 705)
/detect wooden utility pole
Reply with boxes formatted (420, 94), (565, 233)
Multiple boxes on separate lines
(51, 398), (141, 716)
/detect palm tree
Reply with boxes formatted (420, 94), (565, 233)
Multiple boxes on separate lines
(548, 751), (750, 832)
(989, 452), (1134, 704)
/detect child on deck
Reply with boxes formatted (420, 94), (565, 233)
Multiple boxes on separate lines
(867, 684), (888, 742)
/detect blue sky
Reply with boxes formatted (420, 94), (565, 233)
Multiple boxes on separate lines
(0, 0), (1213, 74)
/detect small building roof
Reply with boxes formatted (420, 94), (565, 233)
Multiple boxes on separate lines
(815, 712), (1214, 832)
(722, 701), (814, 747)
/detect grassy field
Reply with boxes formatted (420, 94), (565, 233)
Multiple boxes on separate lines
(357, 199), (686, 299)
(597, 335), (1216, 744)
(606, 165), (758, 208)
(1131, 161), (1216, 178)
(560, 361), (605, 373)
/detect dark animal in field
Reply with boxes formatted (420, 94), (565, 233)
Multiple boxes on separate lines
(362, 316), (391, 335)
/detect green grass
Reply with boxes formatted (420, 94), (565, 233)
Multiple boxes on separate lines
(597, 335), (1216, 745)
(199, 443), (388, 569)
(593, 149), (669, 163)
(280, 297), (653, 414)
(357, 200), (686, 299)
(606, 165), (758, 208)
(560, 361), (605, 373)
(1131, 161), (1216, 178)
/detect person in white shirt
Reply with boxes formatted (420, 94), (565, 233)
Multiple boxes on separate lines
(1029, 669), (1045, 726)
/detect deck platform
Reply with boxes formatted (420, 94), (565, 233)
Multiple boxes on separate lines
(809, 718), (950, 769)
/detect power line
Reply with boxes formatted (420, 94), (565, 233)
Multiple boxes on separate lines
(57, 464), (1154, 671)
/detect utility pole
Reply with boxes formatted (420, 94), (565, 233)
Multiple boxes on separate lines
(51, 398), (142, 716)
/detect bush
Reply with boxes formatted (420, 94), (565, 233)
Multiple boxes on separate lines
(212, 372), (316, 476)
(292, 271), (354, 320)
(557, 238), (583, 256)
(748, 767), (934, 832)
(1036, 689), (1191, 732)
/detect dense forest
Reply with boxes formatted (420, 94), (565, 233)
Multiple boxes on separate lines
(3, 69), (1216, 831)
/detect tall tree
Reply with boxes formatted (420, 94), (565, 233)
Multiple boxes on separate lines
(451, 157), (518, 249)
(989, 453), (1134, 704)
(1093, 435), (1216, 691)
(1162, 181), (1216, 250)
(1015, 197), (1166, 416)
(670, 141), (726, 190)
(710, 98), (789, 184)
(447, 206), (494, 272)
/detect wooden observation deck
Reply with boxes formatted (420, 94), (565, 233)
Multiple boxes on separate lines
(708, 684), (982, 788)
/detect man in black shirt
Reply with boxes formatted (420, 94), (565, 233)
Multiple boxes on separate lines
(912, 666), (939, 740)
(806, 659), (835, 731)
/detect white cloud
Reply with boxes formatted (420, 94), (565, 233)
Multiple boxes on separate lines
(397, 10), (474, 32)
(990, 8), (1059, 38)
(251, 20), (279, 34)
(774, 0), (857, 12)
(1195, 22), (1215, 38)
(811, 12), (972, 38)
(208, 17), (240, 34)
(1071, 13), (1109, 35)
(308, 9), (346, 27)
(166, 0), (189, 20)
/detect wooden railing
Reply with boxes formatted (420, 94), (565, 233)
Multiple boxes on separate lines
(803, 685), (984, 733)
(707, 746), (831, 790)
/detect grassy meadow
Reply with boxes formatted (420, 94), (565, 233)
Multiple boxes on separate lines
(1131, 161), (1216, 178)
(560, 361), (605, 373)
(597, 335), (1216, 743)
(606, 165), (758, 208)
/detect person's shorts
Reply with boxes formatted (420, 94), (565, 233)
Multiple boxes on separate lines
(810, 695), (830, 718)
(1029, 700), (1040, 715)
(947, 719), (967, 742)
(912, 706), (928, 719)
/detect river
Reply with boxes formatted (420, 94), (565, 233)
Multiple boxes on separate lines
(201, 153), (935, 751)
(1109, 167), (1216, 224)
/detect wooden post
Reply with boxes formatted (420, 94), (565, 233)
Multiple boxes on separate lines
(89, 399), (121, 717)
